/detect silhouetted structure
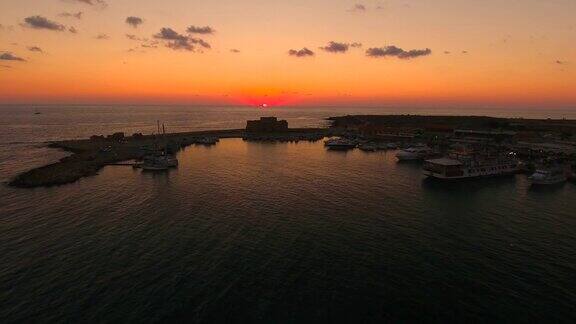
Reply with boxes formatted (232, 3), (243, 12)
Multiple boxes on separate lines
(246, 117), (288, 133)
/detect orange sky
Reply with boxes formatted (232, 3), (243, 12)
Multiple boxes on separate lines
(1, 0), (575, 108)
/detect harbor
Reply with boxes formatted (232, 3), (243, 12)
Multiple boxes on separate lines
(7, 115), (576, 188)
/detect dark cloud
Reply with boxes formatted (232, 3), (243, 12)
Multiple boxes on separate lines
(366, 45), (432, 59)
(462, 50), (468, 54)
(186, 25), (215, 35)
(320, 41), (350, 53)
(230, 49), (241, 53)
(154, 27), (211, 51)
(28, 46), (43, 52)
(0, 52), (26, 61)
(350, 42), (362, 48)
(95, 33), (109, 40)
(59, 11), (83, 19)
(126, 16), (143, 28)
(288, 48), (314, 57)
(444, 51), (451, 54)
(23, 16), (66, 31)
(556, 60), (566, 65)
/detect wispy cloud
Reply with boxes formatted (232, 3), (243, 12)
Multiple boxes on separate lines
(556, 60), (566, 65)
(95, 33), (110, 40)
(288, 48), (314, 57)
(0, 52), (26, 61)
(366, 45), (432, 59)
(22, 16), (66, 31)
(230, 49), (241, 53)
(66, 0), (107, 8)
(349, 4), (366, 12)
(27, 46), (43, 53)
(126, 16), (144, 28)
(59, 11), (83, 19)
(186, 25), (215, 35)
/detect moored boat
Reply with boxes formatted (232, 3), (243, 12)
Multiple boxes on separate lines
(396, 145), (436, 161)
(324, 138), (357, 150)
(423, 152), (519, 180)
(529, 161), (568, 185)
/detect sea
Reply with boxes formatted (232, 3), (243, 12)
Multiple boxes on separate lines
(1, 105), (575, 322)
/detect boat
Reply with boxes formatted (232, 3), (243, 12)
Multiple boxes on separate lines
(324, 138), (357, 150)
(423, 152), (519, 180)
(359, 143), (377, 152)
(196, 137), (219, 145)
(529, 162), (568, 185)
(395, 145), (435, 161)
(386, 143), (398, 150)
(141, 153), (178, 171)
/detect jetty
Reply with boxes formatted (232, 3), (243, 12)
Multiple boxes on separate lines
(9, 127), (329, 188)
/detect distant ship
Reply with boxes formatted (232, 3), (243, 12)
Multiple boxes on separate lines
(423, 152), (519, 180)
(395, 145), (436, 161)
(324, 138), (357, 150)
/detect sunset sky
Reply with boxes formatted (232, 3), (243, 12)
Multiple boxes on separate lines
(0, 0), (575, 108)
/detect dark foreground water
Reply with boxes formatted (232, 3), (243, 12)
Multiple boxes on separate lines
(1, 106), (576, 322)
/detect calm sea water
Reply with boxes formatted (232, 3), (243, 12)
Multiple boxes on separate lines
(1, 105), (576, 322)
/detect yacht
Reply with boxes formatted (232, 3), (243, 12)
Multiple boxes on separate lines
(324, 138), (357, 150)
(529, 162), (568, 185)
(141, 153), (178, 171)
(423, 152), (519, 180)
(396, 145), (435, 161)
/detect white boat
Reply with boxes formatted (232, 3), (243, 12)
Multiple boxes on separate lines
(324, 138), (357, 150)
(141, 153), (178, 171)
(423, 153), (519, 180)
(529, 163), (568, 185)
(395, 145), (435, 161)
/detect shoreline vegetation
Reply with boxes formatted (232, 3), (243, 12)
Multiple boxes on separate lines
(8, 115), (576, 188)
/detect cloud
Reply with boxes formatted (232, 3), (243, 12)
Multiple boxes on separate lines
(186, 25), (215, 35)
(23, 16), (66, 31)
(68, 26), (78, 33)
(349, 4), (366, 12)
(444, 51), (451, 54)
(288, 48), (314, 57)
(556, 60), (567, 65)
(0, 52), (26, 61)
(95, 33), (109, 40)
(59, 11), (83, 19)
(126, 34), (147, 41)
(28, 46), (43, 52)
(350, 42), (362, 48)
(126, 16), (143, 28)
(0, 24), (15, 32)
(153, 27), (211, 51)
(67, 0), (107, 8)
(230, 49), (241, 53)
(320, 41), (350, 53)
(366, 45), (432, 59)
